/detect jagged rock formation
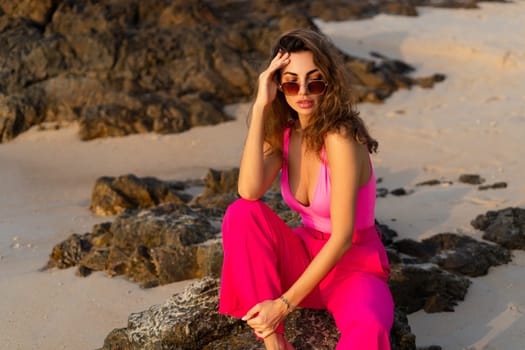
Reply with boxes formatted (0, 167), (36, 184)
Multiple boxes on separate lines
(43, 169), (519, 349)
(471, 207), (525, 249)
(90, 174), (191, 216)
(48, 169), (511, 312)
(392, 233), (512, 277)
(47, 203), (223, 288)
(0, 0), (466, 143)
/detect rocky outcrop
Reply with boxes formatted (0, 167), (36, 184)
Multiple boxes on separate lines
(392, 233), (511, 277)
(0, 0), (461, 143)
(190, 168), (240, 209)
(48, 169), (506, 313)
(42, 168), (520, 349)
(471, 207), (525, 250)
(90, 174), (191, 216)
(47, 203), (223, 288)
(389, 263), (471, 313)
(44, 168), (520, 349)
(459, 173), (485, 185)
(97, 276), (422, 350)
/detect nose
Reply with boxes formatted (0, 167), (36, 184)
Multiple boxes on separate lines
(298, 81), (308, 95)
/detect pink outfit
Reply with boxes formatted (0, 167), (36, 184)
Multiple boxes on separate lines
(219, 127), (394, 349)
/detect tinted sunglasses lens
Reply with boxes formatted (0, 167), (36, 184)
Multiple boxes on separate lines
(308, 81), (326, 94)
(281, 82), (299, 95)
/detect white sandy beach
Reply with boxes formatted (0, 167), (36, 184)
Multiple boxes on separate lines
(1, 2), (524, 349)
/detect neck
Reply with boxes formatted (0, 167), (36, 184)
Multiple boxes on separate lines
(296, 115), (309, 131)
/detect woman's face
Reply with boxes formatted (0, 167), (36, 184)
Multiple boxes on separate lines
(280, 50), (325, 121)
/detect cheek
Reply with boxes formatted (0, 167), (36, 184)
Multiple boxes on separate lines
(284, 95), (295, 107)
(310, 96), (322, 109)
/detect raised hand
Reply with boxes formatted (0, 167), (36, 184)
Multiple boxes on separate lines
(254, 50), (290, 109)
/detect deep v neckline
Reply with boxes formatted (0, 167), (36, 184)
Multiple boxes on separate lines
(284, 128), (324, 208)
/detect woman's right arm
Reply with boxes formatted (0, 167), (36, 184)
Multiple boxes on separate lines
(237, 50), (290, 200)
(237, 104), (282, 200)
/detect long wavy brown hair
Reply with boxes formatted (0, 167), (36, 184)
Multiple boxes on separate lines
(260, 28), (378, 156)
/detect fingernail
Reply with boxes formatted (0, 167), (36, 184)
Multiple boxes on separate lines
(241, 316), (247, 321)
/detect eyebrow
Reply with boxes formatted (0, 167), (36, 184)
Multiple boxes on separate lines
(282, 68), (320, 77)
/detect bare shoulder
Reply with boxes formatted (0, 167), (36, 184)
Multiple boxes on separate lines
(324, 130), (370, 187)
(324, 130), (368, 160)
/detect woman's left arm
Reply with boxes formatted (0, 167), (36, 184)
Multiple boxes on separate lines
(243, 131), (367, 337)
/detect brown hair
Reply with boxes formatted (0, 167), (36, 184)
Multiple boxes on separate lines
(260, 28), (378, 155)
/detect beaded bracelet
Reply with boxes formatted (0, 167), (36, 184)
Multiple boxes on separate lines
(279, 295), (294, 311)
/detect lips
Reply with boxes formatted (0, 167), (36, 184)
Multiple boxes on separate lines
(297, 99), (313, 109)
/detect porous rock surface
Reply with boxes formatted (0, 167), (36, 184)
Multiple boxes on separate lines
(90, 174), (191, 216)
(47, 203), (223, 288)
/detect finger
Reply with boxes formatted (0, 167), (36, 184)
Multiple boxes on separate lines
(255, 329), (273, 339)
(246, 314), (262, 328)
(242, 304), (260, 321)
(272, 51), (289, 65)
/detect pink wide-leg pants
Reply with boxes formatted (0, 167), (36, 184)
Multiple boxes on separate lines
(219, 199), (394, 349)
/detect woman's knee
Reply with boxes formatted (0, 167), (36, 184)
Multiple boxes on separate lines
(222, 198), (268, 238)
(225, 198), (261, 215)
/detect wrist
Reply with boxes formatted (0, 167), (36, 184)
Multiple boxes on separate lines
(252, 100), (270, 113)
(278, 295), (295, 313)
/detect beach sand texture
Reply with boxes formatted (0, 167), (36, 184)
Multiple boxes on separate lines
(1, 2), (524, 349)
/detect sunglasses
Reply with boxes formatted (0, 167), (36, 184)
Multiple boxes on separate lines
(279, 80), (327, 96)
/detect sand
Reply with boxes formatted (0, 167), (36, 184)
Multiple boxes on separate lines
(1, 1), (524, 349)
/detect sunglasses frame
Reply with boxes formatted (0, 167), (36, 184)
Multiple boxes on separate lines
(279, 79), (328, 96)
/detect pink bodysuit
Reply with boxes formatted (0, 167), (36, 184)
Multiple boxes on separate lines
(281, 127), (375, 233)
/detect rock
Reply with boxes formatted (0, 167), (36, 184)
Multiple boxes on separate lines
(1, 0), (451, 143)
(98, 277), (419, 350)
(391, 188), (412, 196)
(393, 233), (512, 277)
(47, 203), (222, 287)
(389, 263), (471, 313)
(416, 179), (453, 187)
(0, 93), (41, 142)
(413, 0), (478, 9)
(376, 221), (399, 246)
(90, 174), (190, 216)
(308, 1), (417, 21)
(190, 168), (240, 209)
(478, 182), (507, 191)
(0, 0), (55, 25)
(47, 233), (93, 269)
(416, 179), (442, 186)
(377, 187), (389, 197)
(77, 96), (228, 141)
(47, 169), (521, 350)
(391, 307), (417, 350)
(413, 73), (447, 88)
(458, 173), (485, 185)
(471, 207), (525, 250)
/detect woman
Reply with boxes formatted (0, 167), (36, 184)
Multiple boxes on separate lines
(219, 28), (394, 350)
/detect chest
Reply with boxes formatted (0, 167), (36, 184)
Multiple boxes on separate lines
(287, 132), (324, 207)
